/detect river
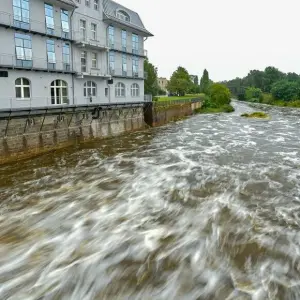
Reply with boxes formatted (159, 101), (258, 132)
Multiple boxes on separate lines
(1, 101), (300, 299)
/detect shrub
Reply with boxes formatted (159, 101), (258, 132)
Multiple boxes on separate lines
(241, 112), (269, 118)
(207, 83), (231, 108)
(222, 104), (235, 113)
(245, 87), (263, 102)
(271, 80), (300, 101)
(261, 93), (274, 104)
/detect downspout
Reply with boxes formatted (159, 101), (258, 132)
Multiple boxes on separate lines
(70, 7), (76, 105)
(106, 24), (111, 103)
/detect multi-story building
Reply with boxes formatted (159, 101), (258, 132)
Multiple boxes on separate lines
(0, 0), (153, 108)
(158, 77), (168, 93)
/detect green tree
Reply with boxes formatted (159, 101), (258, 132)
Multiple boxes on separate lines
(200, 69), (210, 94)
(271, 80), (300, 101)
(144, 59), (159, 96)
(245, 87), (263, 102)
(286, 72), (300, 82)
(167, 67), (191, 96)
(263, 66), (285, 92)
(204, 83), (231, 108)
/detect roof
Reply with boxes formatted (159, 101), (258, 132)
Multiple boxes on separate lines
(58, 0), (77, 7)
(103, 0), (153, 37)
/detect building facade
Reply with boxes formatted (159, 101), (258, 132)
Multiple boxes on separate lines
(158, 77), (168, 93)
(0, 0), (153, 108)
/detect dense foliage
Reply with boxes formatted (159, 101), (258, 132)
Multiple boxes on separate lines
(222, 66), (300, 104)
(200, 69), (210, 94)
(167, 67), (192, 96)
(144, 59), (159, 96)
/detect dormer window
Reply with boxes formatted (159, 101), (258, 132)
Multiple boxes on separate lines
(116, 10), (130, 22)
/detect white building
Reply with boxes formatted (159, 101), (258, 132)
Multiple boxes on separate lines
(0, 0), (153, 108)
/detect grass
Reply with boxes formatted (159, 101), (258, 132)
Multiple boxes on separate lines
(241, 112), (269, 119)
(156, 94), (205, 102)
(195, 104), (235, 114)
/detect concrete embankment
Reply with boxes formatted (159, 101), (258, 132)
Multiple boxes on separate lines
(0, 99), (202, 164)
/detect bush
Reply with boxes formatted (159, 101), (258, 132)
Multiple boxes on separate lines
(261, 93), (274, 104)
(206, 83), (231, 108)
(241, 112), (269, 119)
(245, 87), (263, 102)
(222, 104), (235, 112)
(271, 80), (300, 101)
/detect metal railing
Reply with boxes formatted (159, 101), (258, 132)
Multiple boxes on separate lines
(0, 96), (147, 109)
(0, 53), (74, 72)
(109, 41), (147, 57)
(72, 31), (108, 49)
(110, 68), (147, 79)
(0, 11), (73, 40)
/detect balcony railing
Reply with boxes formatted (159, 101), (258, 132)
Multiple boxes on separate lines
(110, 68), (147, 79)
(0, 54), (74, 73)
(0, 11), (73, 40)
(73, 31), (108, 50)
(109, 41), (148, 57)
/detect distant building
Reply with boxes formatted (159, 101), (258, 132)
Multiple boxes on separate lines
(158, 77), (168, 92)
(190, 75), (198, 85)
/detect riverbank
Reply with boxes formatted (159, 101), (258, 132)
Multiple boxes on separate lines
(2, 101), (300, 299)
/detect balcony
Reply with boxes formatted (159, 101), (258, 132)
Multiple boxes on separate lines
(0, 11), (73, 41)
(109, 41), (148, 57)
(110, 68), (147, 80)
(73, 31), (109, 51)
(0, 54), (75, 74)
(74, 68), (111, 78)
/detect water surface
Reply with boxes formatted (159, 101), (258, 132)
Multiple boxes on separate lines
(1, 102), (300, 299)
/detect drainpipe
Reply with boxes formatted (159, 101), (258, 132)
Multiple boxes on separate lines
(106, 24), (111, 103)
(70, 7), (76, 105)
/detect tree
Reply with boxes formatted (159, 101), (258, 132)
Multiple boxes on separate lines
(144, 59), (159, 96)
(271, 80), (300, 101)
(286, 72), (300, 82)
(204, 83), (231, 108)
(167, 67), (191, 96)
(245, 87), (263, 102)
(200, 69), (210, 94)
(263, 66), (285, 92)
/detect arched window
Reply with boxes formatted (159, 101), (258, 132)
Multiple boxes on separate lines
(50, 80), (68, 105)
(131, 83), (139, 97)
(115, 82), (126, 97)
(116, 10), (130, 22)
(84, 81), (97, 97)
(15, 78), (30, 98)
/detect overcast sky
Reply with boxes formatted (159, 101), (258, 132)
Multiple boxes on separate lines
(119, 0), (299, 81)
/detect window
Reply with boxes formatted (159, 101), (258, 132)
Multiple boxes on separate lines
(131, 83), (139, 97)
(51, 80), (68, 105)
(15, 33), (32, 68)
(115, 83), (126, 97)
(62, 43), (70, 70)
(91, 53), (97, 68)
(15, 78), (30, 98)
(84, 81), (97, 97)
(61, 9), (69, 38)
(85, 0), (90, 7)
(116, 10), (130, 22)
(45, 3), (54, 35)
(105, 88), (108, 97)
(91, 23), (97, 40)
(81, 51), (87, 72)
(109, 51), (114, 74)
(132, 34), (139, 55)
(94, 0), (99, 10)
(122, 30), (127, 51)
(46, 40), (56, 70)
(132, 56), (139, 77)
(13, 0), (30, 29)
(80, 19), (86, 41)
(108, 26), (114, 48)
(122, 54), (127, 76)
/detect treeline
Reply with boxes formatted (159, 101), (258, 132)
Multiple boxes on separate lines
(221, 67), (300, 105)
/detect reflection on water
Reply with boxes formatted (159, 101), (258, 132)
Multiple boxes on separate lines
(1, 102), (300, 299)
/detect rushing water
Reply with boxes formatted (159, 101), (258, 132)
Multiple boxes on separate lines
(1, 101), (300, 299)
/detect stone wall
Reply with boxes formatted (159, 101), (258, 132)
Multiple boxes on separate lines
(0, 100), (202, 165)
(0, 105), (145, 165)
(144, 100), (202, 127)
